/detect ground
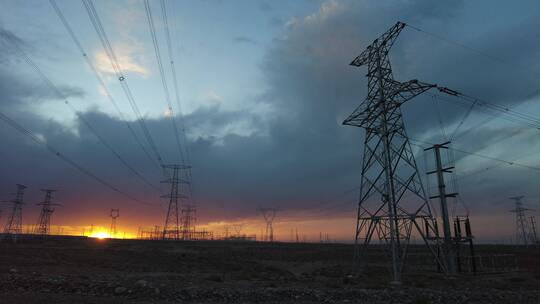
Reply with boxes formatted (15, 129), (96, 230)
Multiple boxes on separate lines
(0, 237), (539, 303)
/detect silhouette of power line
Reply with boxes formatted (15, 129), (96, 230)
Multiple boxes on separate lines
(2, 28), (160, 192)
(49, 0), (161, 171)
(0, 110), (153, 206)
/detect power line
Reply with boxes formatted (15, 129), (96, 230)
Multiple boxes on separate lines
(410, 138), (540, 173)
(448, 96), (477, 141)
(404, 22), (540, 78)
(432, 95), (448, 140)
(0, 110), (153, 206)
(143, 0), (185, 164)
(160, 0), (191, 164)
(453, 143), (540, 183)
(426, 89), (540, 151)
(82, 0), (165, 169)
(49, 0), (160, 171)
(431, 91), (540, 132)
(159, 0), (196, 203)
(404, 22), (540, 136)
(3, 28), (160, 192)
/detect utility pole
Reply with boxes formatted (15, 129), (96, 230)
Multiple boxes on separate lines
(3, 184), (26, 236)
(425, 142), (457, 274)
(35, 189), (61, 235)
(343, 21), (443, 284)
(509, 196), (530, 246)
(259, 208), (276, 242)
(109, 209), (119, 238)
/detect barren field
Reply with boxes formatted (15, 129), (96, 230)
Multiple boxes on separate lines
(0, 237), (539, 303)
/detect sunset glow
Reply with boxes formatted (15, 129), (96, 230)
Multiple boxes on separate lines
(89, 231), (111, 239)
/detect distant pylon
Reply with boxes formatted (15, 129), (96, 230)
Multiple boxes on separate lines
(109, 209), (119, 238)
(162, 164), (193, 240)
(3, 184), (26, 235)
(343, 22), (443, 283)
(259, 208), (276, 242)
(509, 196), (531, 246)
(35, 189), (61, 235)
(181, 204), (196, 240)
(232, 224), (244, 237)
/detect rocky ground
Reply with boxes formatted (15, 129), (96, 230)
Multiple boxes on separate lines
(0, 237), (538, 303)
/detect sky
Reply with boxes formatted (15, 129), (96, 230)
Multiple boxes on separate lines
(1, 0), (540, 242)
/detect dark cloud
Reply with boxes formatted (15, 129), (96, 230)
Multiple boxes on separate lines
(1, 1), (540, 240)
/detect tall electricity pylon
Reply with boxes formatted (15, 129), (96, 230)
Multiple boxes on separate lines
(259, 208), (276, 242)
(162, 164), (193, 240)
(343, 21), (443, 284)
(35, 189), (61, 235)
(109, 209), (119, 238)
(510, 196), (531, 246)
(3, 184), (26, 235)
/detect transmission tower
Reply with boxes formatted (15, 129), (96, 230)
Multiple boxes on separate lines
(34, 189), (61, 235)
(109, 209), (119, 238)
(510, 196), (531, 246)
(343, 21), (443, 283)
(181, 204), (196, 240)
(259, 208), (276, 242)
(232, 223), (244, 237)
(162, 164), (193, 240)
(3, 184), (26, 235)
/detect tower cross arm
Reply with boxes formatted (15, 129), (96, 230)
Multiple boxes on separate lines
(350, 22), (406, 67)
(390, 79), (437, 105)
(342, 79), (436, 128)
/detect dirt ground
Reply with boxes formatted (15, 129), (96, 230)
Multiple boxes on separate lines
(0, 237), (538, 303)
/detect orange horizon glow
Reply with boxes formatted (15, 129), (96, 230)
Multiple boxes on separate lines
(89, 231), (111, 239)
(15, 212), (518, 243)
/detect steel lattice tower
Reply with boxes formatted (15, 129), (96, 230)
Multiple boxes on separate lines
(109, 209), (119, 238)
(162, 164), (192, 240)
(509, 196), (531, 245)
(259, 208), (276, 242)
(3, 184), (26, 235)
(35, 189), (60, 235)
(180, 204), (196, 240)
(343, 22), (443, 283)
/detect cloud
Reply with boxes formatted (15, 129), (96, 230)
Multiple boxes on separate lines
(2, 1), (540, 241)
(93, 43), (149, 77)
(200, 90), (223, 104)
